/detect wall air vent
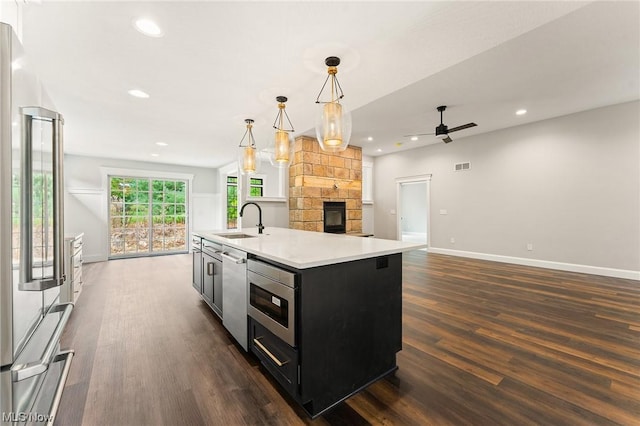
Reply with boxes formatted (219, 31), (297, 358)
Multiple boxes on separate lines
(454, 162), (471, 172)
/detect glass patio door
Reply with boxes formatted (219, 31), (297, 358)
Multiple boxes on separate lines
(109, 176), (187, 258)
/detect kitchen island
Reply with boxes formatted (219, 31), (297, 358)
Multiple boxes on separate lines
(193, 227), (424, 418)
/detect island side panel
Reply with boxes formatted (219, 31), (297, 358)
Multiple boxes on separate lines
(298, 253), (402, 416)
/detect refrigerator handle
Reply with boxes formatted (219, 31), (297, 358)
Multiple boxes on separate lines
(19, 107), (66, 291)
(52, 111), (65, 287)
(47, 350), (75, 426)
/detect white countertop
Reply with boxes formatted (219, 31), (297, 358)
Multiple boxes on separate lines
(194, 227), (425, 269)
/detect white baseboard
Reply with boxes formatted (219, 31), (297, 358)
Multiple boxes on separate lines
(427, 247), (640, 281)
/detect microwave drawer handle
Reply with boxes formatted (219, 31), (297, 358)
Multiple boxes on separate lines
(253, 338), (288, 367)
(222, 252), (245, 264)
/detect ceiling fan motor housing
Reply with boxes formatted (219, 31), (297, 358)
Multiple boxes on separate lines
(435, 123), (449, 137)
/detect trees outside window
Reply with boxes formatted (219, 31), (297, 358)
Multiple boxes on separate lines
(249, 177), (264, 197)
(226, 176), (238, 229)
(109, 176), (187, 257)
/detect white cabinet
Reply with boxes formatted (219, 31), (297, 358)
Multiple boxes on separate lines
(61, 233), (83, 303)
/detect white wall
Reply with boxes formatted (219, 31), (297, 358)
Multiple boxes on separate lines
(373, 101), (640, 277)
(362, 204), (374, 235)
(0, 0), (22, 40)
(64, 154), (218, 262)
(239, 199), (290, 232)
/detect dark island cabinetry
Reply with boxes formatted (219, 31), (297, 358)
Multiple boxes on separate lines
(249, 253), (403, 418)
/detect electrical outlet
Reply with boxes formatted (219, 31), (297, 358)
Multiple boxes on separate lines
(527, 243), (533, 251)
(440, 209), (448, 215)
(390, 209), (396, 215)
(450, 237), (455, 244)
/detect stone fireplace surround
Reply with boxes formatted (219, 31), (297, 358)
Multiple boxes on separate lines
(289, 136), (362, 233)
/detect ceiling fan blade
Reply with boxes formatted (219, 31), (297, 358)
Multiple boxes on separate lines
(447, 122), (477, 133)
(402, 132), (434, 138)
(442, 136), (453, 143)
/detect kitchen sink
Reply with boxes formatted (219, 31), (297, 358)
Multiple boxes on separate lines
(215, 233), (256, 239)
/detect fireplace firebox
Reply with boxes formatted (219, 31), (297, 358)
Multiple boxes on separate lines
(323, 202), (346, 233)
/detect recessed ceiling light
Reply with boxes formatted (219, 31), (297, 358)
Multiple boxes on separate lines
(516, 109), (527, 116)
(410, 136), (418, 141)
(151, 153), (160, 157)
(134, 18), (163, 37)
(367, 136), (373, 141)
(376, 148), (382, 152)
(155, 142), (168, 146)
(128, 89), (149, 98)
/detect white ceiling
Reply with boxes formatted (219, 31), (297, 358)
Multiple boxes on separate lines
(18, 1), (639, 169)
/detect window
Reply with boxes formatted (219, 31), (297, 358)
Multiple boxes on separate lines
(249, 177), (264, 197)
(227, 176), (238, 229)
(109, 176), (188, 257)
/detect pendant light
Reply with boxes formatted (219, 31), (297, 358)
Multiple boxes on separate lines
(268, 96), (294, 168)
(315, 56), (352, 153)
(238, 119), (260, 175)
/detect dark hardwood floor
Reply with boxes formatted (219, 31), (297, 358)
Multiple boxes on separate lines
(55, 251), (640, 425)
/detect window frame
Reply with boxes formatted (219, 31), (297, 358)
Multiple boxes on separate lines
(226, 175), (238, 229)
(101, 167), (193, 258)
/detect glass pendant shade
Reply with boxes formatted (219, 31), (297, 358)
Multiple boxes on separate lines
(314, 56), (351, 153)
(238, 119), (260, 175)
(316, 101), (352, 152)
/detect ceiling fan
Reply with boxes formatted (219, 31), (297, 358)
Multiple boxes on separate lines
(405, 105), (477, 143)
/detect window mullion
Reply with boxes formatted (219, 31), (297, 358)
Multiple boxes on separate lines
(148, 178), (153, 253)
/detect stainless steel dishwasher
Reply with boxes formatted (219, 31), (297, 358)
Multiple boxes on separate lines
(221, 245), (248, 351)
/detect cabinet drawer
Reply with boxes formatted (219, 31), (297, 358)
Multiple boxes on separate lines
(250, 319), (298, 397)
(74, 266), (82, 285)
(72, 237), (83, 254)
(72, 254), (83, 268)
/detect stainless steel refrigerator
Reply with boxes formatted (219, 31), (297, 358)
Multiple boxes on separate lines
(1, 23), (74, 425)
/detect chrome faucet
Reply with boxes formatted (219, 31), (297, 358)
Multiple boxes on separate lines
(239, 202), (264, 234)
